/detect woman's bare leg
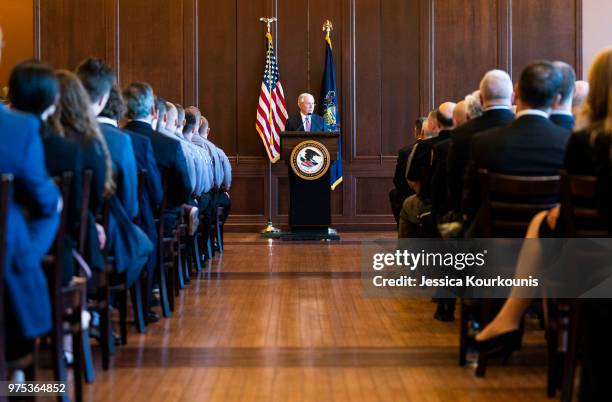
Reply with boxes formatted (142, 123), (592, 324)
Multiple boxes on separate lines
(475, 210), (549, 341)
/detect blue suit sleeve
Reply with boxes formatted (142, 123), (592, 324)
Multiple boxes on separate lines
(15, 118), (60, 218)
(174, 143), (193, 204)
(145, 140), (163, 207)
(120, 136), (139, 220)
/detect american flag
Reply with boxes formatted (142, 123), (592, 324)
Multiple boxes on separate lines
(256, 32), (288, 163)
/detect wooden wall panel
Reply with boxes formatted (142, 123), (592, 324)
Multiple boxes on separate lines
(235, 0), (269, 158)
(381, 0), (420, 156)
(39, 0), (107, 70)
(277, 0), (308, 115)
(231, 177), (266, 216)
(354, 0), (381, 157)
(0, 0), (34, 87)
(199, 0), (237, 154)
(355, 177), (392, 216)
(434, 0), (499, 106)
(118, 0), (184, 103)
(512, 0), (580, 76)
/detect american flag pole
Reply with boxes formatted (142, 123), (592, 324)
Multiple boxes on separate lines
(259, 17), (282, 236)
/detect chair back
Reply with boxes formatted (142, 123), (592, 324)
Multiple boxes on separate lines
(560, 171), (610, 237)
(0, 174), (14, 381)
(479, 169), (561, 237)
(49, 172), (73, 293)
(78, 170), (93, 256)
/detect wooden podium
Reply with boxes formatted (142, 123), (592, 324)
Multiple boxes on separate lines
(280, 131), (340, 240)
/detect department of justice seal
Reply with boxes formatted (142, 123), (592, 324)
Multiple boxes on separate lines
(290, 140), (331, 180)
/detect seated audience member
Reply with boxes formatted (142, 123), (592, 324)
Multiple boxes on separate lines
(175, 104), (187, 138)
(109, 85), (162, 322)
(163, 101), (203, 200)
(572, 79), (590, 115)
(398, 102), (455, 238)
(389, 117), (426, 223)
(452, 99), (469, 127)
(447, 70), (516, 214)
(465, 90), (484, 120)
(184, 108), (215, 226)
(0, 28), (60, 365)
(199, 116), (232, 224)
(475, 49), (612, 401)
(430, 100), (471, 226)
(549, 61), (577, 129)
(77, 59), (152, 287)
(123, 83), (192, 235)
(462, 61), (571, 235)
(163, 101), (203, 234)
(50, 71), (114, 273)
(8, 60), (83, 285)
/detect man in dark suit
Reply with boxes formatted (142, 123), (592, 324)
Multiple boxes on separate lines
(447, 70), (516, 213)
(399, 103), (456, 238)
(100, 87), (162, 322)
(462, 61), (571, 235)
(123, 82), (192, 236)
(77, 59), (138, 220)
(389, 117), (426, 223)
(549, 61), (576, 130)
(285, 93), (325, 132)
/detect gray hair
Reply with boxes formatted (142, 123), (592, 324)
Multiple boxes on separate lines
(465, 90), (484, 118)
(123, 82), (154, 119)
(479, 69), (513, 103)
(298, 93), (314, 104)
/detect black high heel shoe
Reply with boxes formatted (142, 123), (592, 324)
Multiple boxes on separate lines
(474, 329), (521, 377)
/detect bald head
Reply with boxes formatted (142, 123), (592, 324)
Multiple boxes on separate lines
(298, 93), (315, 115)
(479, 69), (514, 108)
(200, 116), (210, 138)
(453, 100), (468, 127)
(437, 102), (456, 129)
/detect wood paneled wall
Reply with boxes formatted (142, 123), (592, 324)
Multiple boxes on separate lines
(32, 0), (582, 231)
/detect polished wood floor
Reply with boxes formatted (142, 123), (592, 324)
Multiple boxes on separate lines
(81, 232), (550, 402)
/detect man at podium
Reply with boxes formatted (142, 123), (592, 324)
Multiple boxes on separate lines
(285, 93), (325, 132)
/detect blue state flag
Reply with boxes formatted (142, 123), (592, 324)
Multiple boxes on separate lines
(321, 32), (342, 190)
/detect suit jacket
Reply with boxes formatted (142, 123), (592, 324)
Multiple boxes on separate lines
(0, 105), (60, 338)
(550, 113), (575, 130)
(124, 120), (191, 208)
(285, 113), (325, 132)
(447, 108), (515, 211)
(99, 122), (138, 220)
(392, 143), (418, 200)
(430, 136), (452, 218)
(123, 128), (163, 273)
(462, 114), (571, 234)
(407, 131), (451, 201)
(42, 127), (84, 284)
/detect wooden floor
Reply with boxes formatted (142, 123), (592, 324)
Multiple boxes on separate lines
(80, 232), (551, 402)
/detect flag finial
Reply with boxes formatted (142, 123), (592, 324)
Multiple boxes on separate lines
(322, 20), (333, 35)
(259, 17), (277, 34)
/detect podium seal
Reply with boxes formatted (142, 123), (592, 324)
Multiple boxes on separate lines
(290, 140), (331, 180)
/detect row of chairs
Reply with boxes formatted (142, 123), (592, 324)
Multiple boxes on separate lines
(459, 169), (606, 402)
(0, 169), (226, 402)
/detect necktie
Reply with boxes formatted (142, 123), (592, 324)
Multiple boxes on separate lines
(304, 116), (311, 132)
